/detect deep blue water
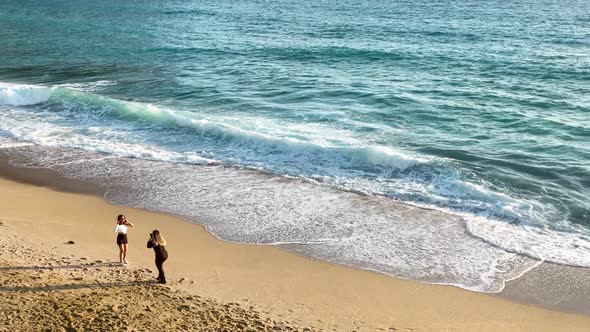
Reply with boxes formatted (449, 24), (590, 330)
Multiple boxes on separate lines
(1, 0), (589, 292)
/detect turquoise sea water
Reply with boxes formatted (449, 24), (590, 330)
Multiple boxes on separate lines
(1, 0), (589, 292)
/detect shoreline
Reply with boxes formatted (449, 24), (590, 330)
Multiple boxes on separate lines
(1, 146), (581, 297)
(1, 158), (590, 330)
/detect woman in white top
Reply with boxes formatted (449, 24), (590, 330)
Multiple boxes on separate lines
(114, 214), (134, 266)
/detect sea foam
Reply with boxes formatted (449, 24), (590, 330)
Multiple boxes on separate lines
(0, 83), (53, 106)
(32, 85), (428, 174)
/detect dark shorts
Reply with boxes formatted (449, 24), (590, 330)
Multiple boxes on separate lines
(116, 233), (128, 245)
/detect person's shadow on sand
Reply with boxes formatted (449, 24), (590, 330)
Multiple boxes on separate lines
(0, 262), (164, 292)
(0, 280), (158, 292)
(0, 261), (120, 271)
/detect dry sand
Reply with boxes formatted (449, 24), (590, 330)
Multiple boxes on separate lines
(0, 231), (315, 332)
(1, 174), (590, 331)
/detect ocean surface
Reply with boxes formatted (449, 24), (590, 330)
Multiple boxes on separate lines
(1, 0), (589, 292)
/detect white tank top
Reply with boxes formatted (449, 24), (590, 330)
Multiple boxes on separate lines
(114, 224), (128, 234)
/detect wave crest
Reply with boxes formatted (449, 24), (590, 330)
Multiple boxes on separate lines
(45, 87), (426, 172)
(0, 82), (53, 106)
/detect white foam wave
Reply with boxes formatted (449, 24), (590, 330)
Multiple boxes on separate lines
(43, 87), (428, 172)
(0, 82), (53, 106)
(55, 80), (117, 92)
(466, 216), (590, 267)
(0, 137), (35, 149)
(358, 145), (427, 170)
(0, 118), (219, 166)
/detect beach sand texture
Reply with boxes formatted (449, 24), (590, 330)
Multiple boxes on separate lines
(0, 232), (315, 332)
(1, 173), (590, 331)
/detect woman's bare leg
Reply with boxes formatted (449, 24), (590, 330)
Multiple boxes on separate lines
(118, 244), (124, 263)
(122, 243), (128, 264)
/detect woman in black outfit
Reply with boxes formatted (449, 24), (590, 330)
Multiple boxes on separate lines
(147, 230), (168, 284)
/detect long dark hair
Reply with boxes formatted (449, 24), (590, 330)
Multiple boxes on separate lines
(117, 214), (126, 224)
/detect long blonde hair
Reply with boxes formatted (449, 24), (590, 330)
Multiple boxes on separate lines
(151, 230), (166, 246)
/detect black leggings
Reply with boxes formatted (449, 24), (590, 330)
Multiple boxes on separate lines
(155, 254), (168, 280)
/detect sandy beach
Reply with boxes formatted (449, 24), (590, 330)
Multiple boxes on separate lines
(0, 229), (315, 332)
(0, 164), (589, 331)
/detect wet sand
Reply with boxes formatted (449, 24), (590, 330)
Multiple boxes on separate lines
(499, 262), (590, 316)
